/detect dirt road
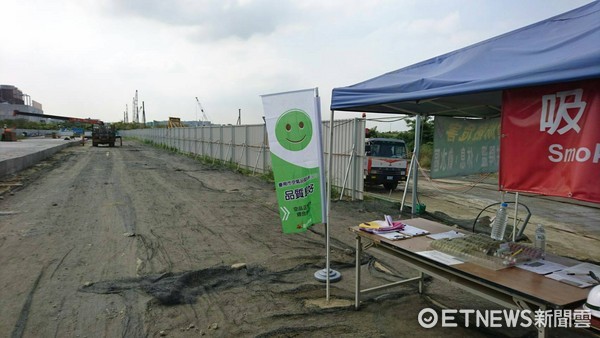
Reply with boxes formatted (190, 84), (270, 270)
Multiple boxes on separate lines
(0, 141), (595, 337)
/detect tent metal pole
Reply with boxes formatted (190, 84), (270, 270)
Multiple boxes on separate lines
(513, 192), (519, 242)
(412, 114), (422, 215)
(400, 151), (415, 214)
(339, 143), (355, 200)
(326, 109), (335, 302)
(352, 117), (358, 201)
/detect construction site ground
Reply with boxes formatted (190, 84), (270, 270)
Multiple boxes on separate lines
(0, 139), (598, 337)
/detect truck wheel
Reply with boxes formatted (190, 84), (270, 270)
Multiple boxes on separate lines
(109, 142), (115, 147)
(383, 182), (398, 191)
(93, 142), (98, 147)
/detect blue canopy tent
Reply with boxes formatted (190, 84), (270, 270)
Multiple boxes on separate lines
(330, 1), (600, 213)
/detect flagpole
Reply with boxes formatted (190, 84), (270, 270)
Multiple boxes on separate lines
(312, 99), (340, 293)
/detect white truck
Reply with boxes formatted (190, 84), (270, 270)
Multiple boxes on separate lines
(364, 138), (409, 190)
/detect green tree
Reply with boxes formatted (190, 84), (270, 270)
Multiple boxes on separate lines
(0, 119), (61, 130)
(365, 126), (378, 138)
(399, 116), (434, 151)
(401, 117), (434, 168)
(111, 121), (150, 130)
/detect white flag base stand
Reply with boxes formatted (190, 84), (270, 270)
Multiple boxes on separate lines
(314, 268), (342, 283)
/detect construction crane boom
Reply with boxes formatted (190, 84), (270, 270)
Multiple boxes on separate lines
(195, 97), (210, 122)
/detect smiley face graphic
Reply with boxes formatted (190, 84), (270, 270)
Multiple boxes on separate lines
(275, 109), (313, 151)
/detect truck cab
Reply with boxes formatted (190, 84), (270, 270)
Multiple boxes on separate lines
(364, 138), (409, 190)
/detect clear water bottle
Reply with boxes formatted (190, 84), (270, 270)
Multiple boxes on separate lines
(534, 224), (546, 258)
(490, 203), (508, 241)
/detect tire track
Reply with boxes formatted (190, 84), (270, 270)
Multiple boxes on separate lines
(51, 296), (67, 338)
(120, 148), (231, 272)
(135, 230), (174, 275)
(49, 248), (74, 279)
(120, 290), (145, 338)
(11, 266), (45, 338)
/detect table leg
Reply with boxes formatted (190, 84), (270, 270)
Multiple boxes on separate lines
(515, 298), (547, 338)
(537, 305), (547, 338)
(355, 235), (362, 310)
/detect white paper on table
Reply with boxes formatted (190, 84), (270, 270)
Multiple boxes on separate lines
(400, 224), (430, 236)
(546, 262), (600, 288)
(384, 215), (393, 226)
(416, 250), (464, 266)
(563, 262), (600, 277)
(546, 271), (594, 288)
(516, 260), (567, 275)
(378, 231), (410, 241)
(427, 230), (465, 240)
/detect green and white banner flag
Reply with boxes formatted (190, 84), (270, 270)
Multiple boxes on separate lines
(261, 88), (326, 234)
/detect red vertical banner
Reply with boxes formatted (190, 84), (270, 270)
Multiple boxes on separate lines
(500, 79), (600, 203)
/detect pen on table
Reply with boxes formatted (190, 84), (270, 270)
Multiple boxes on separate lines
(590, 271), (600, 283)
(510, 248), (523, 257)
(566, 271), (591, 276)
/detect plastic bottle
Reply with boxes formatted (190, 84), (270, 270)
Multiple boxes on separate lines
(534, 223), (546, 258)
(490, 203), (508, 241)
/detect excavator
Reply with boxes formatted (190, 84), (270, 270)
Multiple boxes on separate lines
(12, 110), (121, 147)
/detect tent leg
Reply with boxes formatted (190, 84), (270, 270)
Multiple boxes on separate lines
(400, 151), (415, 214)
(513, 192), (519, 242)
(412, 115), (422, 215)
(339, 143), (355, 200)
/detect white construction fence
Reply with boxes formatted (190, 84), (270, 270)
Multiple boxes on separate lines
(121, 118), (365, 200)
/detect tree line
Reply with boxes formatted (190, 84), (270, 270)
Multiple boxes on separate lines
(0, 119), (146, 131)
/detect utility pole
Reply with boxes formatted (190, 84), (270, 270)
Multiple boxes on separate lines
(142, 101), (146, 126)
(133, 90), (139, 124)
(236, 109), (241, 125)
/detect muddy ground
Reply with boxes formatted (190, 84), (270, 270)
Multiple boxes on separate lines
(0, 140), (597, 337)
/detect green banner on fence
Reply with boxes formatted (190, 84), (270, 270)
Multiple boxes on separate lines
(431, 117), (500, 179)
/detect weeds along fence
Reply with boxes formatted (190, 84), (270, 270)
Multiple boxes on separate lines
(122, 124), (269, 174)
(121, 118), (365, 200)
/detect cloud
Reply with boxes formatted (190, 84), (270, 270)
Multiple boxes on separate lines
(103, 0), (295, 41)
(405, 11), (461, 36)
(4, 0), (590, 124)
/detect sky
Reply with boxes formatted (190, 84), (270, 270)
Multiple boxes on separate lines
(1, 0), (593, 131)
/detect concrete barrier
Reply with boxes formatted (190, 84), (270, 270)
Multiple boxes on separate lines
(0, 139), (81, 178)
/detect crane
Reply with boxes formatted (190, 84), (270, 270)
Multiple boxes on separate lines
(13, 110), (102, 125)
(195, 97), (211, 126)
